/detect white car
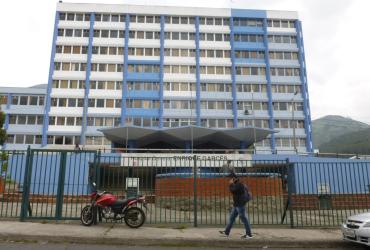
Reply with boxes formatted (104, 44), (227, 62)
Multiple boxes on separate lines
(342, 212), (370, 246)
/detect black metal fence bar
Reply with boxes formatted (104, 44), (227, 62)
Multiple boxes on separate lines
(1, 149), (370, 227)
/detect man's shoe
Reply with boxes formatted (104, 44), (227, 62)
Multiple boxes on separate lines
(219, 230), (229, 237)
(241, 234), (253, 239)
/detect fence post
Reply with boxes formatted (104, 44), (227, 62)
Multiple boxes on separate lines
(20, 146), (32, 222)
(55, 151), (67, 220)
(193, 155), (198, 227)
(286, 158), (294, 228)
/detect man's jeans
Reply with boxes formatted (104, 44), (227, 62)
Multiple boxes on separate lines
(225, 206), (251, 236)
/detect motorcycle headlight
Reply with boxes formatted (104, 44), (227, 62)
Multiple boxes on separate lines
(363, 222), (370, 227)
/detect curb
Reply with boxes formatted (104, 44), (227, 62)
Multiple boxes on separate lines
(0, 233), (356, 248)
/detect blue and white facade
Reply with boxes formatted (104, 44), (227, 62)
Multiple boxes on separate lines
(0, 3), (313, 153)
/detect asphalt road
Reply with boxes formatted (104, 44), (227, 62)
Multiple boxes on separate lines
(0, 242), (367, 250)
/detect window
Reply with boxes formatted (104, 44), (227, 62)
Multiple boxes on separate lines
(29, 96), (38, 105)
(19, 96), (28, 105)
(15, 135), (24, 144)
(96, 99), (105, 108)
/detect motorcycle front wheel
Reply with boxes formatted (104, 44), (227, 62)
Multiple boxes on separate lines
(124, 207), (145, 228)
(80, 205), (94, 226)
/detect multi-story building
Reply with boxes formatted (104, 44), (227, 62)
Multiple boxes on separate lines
(0, 2), (313, 153)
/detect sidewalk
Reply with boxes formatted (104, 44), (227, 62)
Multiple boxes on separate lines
(0, 221), (350, 248)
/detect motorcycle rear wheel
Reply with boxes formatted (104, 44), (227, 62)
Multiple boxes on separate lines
(81, 205), (94, 226)
(124, 207), (145, 228)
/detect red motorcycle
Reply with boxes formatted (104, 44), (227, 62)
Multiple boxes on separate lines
(81, 183), (147, 228)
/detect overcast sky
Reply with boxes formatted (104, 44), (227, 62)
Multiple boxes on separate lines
(0, 0), (369, 123)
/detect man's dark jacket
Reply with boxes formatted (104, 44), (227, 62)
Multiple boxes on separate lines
(229, 181), (246, 207)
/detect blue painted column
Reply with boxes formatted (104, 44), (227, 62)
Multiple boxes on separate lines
(296, 20), (313, 152)
(4, 93), (11, 131)
(229, 17), (238, 128)
(159, 15), (165, 128)
(195, 16), (201, 126)
(120, 14), (130, 126)
(80, 13), (95, 146)
(41, 11), (60, 147)
(262, 18), (276, 151)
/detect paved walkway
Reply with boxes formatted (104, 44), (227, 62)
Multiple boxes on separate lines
(0, 221), (354, 248)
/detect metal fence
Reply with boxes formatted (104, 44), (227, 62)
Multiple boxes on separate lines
(0, 148), (370, 228)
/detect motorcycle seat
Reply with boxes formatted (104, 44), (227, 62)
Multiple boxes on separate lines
(112, 198), (135, 207)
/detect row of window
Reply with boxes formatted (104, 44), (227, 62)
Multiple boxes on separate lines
(93, 29), (125, 38)
(129, 31), (160, 40)
(270, 67), (300, 77)
(126, 99), (160, 109)
(163, 100), (196, 109)
(91, 63), (123, 72)
(49, 116), (82, 126)
(237, 101), (268, 111)
(52, 80), (86, 89)
(53, 63), (300, 77)
(50, 79), (302, 95)
(235, 50), (264, 59)
(49, 96), (304, 111)
(56, 45), (88, 55)
(92, 46), (124, 55)
(165, 65), (234, 75)
(95, 13), (126, 23)
(57, 27), (297, 46)
(271, 84), (301, 94)
(6, 134), (43, 145)
(235, 67), (266, 76)
(234, 34), (264, 43)
(8, 134), (110, 146)
(128, 82), (159, 91)
(128, 47), (160, 56)
(125, 117), (160, 127)
(51, 98), (85, 107)
(8, 115), (44, 125)
(268, 35), (297, 44)
(48, 116), (120, 127)
(91, 81), (122, 90)
(128, 64), (160, 73)
(54, 62), (87, 72)
(55, 44), (299, 61)
(59, 13), (91, 22)
(269, 51), (298, 60)
(267, 20), (295, 29)
(11, 95), (44, 106)
(57, 28), (90, 38)
(238, 119), (269, 128)
(59, 12), (295, 29)
(274, 119), (305, 129)
(233, 18), (263, 27)
(275, 138), (306, 148)
(273, 102), (303, 111)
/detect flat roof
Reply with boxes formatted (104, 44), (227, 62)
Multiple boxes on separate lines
(57, 3), (298, 19)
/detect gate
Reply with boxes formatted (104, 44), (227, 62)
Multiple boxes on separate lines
(96, 153), (288, 226)
(20, 148), (96, 221)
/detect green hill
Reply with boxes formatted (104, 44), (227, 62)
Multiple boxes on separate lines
(318, 128), (370, 154)
(312, 115), (370, 148)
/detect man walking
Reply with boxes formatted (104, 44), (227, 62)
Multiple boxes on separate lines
(219, 172), (253, 239)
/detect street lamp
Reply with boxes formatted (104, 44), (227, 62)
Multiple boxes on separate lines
(291, 91), (299, 153)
